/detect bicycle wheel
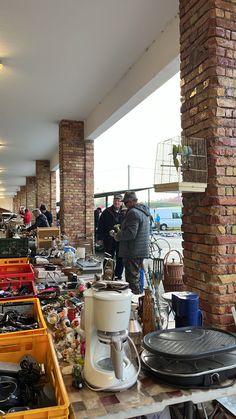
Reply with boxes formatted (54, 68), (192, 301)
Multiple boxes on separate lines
(149, 236), (170, 259)
(149, 241), (161, 258)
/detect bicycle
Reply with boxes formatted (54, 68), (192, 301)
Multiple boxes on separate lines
(149, 233), (170, 259)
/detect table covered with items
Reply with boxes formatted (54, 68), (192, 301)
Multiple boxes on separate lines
(0, 237), (235, 419)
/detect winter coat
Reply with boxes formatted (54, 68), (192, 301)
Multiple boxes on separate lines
(27, 213), (49, 231)
(116, 204), (150, 258)
(23, 211), (31, 225)
(43, 210), (53, 227)
(97, 205), (124, 253)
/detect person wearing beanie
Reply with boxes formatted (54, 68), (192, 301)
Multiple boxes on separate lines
(39, 204), (53, 227)
(97, 194), (124, 279)
(112, 191), (150, 294)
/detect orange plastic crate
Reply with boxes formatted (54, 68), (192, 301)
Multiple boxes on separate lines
(0, 263), (34, 281)
(0, 257), (29, 265)
(0, 334), (69, 418)
(0, 297), (47, 338)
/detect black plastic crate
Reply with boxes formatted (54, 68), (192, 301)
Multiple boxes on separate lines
(0, 238), (29, 258)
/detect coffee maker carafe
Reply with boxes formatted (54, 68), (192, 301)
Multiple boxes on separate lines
(83, 286), (138, 391)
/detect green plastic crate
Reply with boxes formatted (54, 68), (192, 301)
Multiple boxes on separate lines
(0, 238), (29, 258)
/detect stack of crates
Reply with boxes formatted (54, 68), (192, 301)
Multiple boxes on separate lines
(0, 237), (29, 260)
(0, 237), (70, 418)
(0, 238), (33, 301)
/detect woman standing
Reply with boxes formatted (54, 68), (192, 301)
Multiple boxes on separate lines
(23, 208), (32, 228)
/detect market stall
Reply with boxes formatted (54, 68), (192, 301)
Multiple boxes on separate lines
(0, 235), (234, 419)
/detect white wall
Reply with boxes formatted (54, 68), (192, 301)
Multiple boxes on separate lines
(0, 197), (13, 211)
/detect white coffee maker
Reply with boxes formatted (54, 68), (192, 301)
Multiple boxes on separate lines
(83, 285), (138, 391)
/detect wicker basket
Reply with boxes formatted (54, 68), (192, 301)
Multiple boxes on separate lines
(163, 250), (185, 292)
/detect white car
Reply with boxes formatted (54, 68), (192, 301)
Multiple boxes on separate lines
(1, 212), (17, 221)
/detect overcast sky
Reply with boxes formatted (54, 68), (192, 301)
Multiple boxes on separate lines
(56, 73), (181, 204)
(94, 72), (181, 203)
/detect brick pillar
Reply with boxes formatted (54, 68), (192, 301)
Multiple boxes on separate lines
(180, 0), (236, 329)
(15, 192), (20, 213)
(26, 176), (36, 211)
(13, 197), (17, 213)
(20, 186), (26, 208)
(17, 192), (21, 212)
(59, 120), (94, 248)
(17, 191), (21, 209)
(36, 160), (51, 209)
(50, 171), (57, 225)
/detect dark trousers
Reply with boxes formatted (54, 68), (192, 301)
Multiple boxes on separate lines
(123, 257), (143, 294)
(104, 239), (123, 279)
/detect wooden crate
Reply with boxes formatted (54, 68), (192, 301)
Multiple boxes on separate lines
(36, 227), (61, 249)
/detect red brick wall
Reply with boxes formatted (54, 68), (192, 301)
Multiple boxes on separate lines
(26, 176), (36, 211)
(180, 0), (236, 329)
(59, 120), (94, 248)
(20, 186), (26, 208)
(50, 171), (57, 225)
(15, 193), (20, 213)
(13, 197), (17, 213)
(36, 160), (51, 209)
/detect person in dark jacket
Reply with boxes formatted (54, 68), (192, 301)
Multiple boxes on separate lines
(94, 207), (102, 240)
(97, 194), (124, 279)
(27, 208), (49, 232)
(113, 191), (150, 294)
(40, 204), (53, 226)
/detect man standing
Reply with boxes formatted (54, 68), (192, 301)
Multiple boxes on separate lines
(97, 194), (124, 279)
(113, 191), (150, 294)
(155, 213), (161, 232)
(40, 204), (53, 226)
(94, 207), (102, 241)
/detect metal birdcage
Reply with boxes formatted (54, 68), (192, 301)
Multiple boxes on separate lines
(154, 136), (208, 193)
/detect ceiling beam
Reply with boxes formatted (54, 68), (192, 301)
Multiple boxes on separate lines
(85, 15), (180, 140)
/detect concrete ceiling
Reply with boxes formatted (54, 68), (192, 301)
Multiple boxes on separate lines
(0, 0), (179, 197)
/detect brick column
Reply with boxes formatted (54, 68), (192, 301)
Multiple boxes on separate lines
(50, 171), (57, 225)
(17, 191), (21, 209)
(36, 160), (51, 209)
(180, 0), (236, 329)
(15, 192), (20, 213)
(20, 186), (26, 208)
(26, 176), (36, 211)
(13, 196), (17, 213)
(59, 120), (94, 248)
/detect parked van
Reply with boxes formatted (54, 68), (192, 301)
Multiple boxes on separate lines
(150, 207), (182, 230)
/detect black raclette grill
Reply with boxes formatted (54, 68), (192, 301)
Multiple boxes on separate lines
(143, 327), (236, 360)
(142, 327), (236, 388)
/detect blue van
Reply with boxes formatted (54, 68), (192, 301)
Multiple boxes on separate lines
(151, 207), (182, 230)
